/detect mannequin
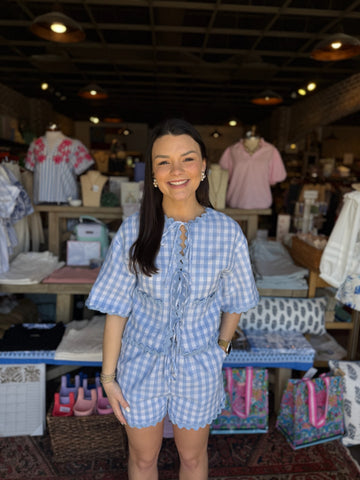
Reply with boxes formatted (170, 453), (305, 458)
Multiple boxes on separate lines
(25, 123), (94, 204)
(80, 170), (108, 207)
(208, 164), (229, 210)
(243, 125), (261, 155)
(219, 125), (286, 209)
(45, 122), (66, 151)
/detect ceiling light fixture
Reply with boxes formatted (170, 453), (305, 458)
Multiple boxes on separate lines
(118, 127), (132, 136)
(251, 90), (283, 105)
(122, 127), (132, 136)
(89, 116), (100, 124)
(103, 117), (123, 123)
(228, 119), (238, 127)
(41, 82), (49, 90)
(310, 33), (360, 61)
(210, 130), (222, 138)
(297, 88), (307, 96)
(78, 83), (108, 100)
(307, 82), (317, 91)
(30, 8), (85, 43)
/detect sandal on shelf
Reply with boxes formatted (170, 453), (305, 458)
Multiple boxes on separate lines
(83, 377), (98, 400)
(59, 374), (81, 403)
(73, 387), (97, 416)
(96, 386), (113, 415)
(52, 392), (75, 417)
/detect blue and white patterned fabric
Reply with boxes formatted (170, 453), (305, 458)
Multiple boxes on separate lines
(336, 274), (360, 311)
(239, 296), (327, 335)
(329, 360), (360, 446)
(225, 329), (315, 370)
(86, 208), (259, 429)
(3, 166), (33, 223)
(0, 174), (19, 273)
(0, 165), (33, 273)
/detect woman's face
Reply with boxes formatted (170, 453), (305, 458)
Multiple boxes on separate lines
(152, 134), (206, 205)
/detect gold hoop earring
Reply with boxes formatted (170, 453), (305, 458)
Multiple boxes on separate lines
(201, 171), (206, 181)
(153, 178), (158, 188)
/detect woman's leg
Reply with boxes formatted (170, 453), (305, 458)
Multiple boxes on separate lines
(125, 420), (164, 480)
(173, 424), (210, 480)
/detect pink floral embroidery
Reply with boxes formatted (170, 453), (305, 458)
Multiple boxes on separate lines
(74, 145), (92, 169)
(53, 155), (62, 164)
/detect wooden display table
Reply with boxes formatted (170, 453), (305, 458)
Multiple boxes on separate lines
(35, 205), (122, 258)
(35, 205), (272, 257)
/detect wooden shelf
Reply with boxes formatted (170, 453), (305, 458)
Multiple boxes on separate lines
(325, 321), (354, 330)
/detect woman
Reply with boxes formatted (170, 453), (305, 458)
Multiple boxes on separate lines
(86, 118), (259, 480)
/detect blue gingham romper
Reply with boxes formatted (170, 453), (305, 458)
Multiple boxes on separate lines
(86, 208), (259, 430)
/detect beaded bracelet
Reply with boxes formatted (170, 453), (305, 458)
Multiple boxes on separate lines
(100, 372), (116, 384)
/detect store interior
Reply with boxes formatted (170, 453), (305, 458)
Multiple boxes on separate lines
(1, 0), (360, 473)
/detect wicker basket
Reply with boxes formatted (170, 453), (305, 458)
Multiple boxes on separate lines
(46, 406), (127, 462)
(290, 236), (325, 271)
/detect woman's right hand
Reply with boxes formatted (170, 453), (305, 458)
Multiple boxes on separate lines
(102, 380), (130, 425)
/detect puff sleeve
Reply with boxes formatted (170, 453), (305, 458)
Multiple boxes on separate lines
(86, 221), (137, 316)
(220, 226), (259, 314)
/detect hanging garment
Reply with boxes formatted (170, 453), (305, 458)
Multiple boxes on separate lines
(21, 170), (45, 251)
(25, 136), (94, 203)
(0, 165), (34, 273)
(219, 139), (286, 209)
(320, 190), (360, 288)
(2, 165), (33, 259)
(0, 176), (18, 273)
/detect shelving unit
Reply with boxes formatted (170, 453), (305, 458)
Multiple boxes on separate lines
(290, 238), (359, 362)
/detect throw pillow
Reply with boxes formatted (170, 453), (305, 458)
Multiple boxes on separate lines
(329, 360), (360, 446)
(239, 297), (326, 335)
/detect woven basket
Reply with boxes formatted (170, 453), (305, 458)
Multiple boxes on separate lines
(290, 236), (325, 271)
(46, 406), (127, 462)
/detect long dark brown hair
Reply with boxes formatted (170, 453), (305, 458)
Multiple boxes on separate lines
(129, 118), (212, 276)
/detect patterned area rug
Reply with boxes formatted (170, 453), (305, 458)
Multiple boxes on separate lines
(1, 418), (360, 480)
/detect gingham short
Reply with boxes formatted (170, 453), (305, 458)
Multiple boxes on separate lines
(117, 341), (226, 430)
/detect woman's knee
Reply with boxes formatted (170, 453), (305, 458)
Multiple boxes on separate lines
(126, 422), (164, 473)
(178, 451), (206, 472)
(129, 448), (160, 472)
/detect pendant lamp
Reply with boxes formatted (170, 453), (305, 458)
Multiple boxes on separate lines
(30, 9), (85, 43)
(311, 33), (360, 61)
(251, 90), (283, 105)
(78, 83), (108, 100)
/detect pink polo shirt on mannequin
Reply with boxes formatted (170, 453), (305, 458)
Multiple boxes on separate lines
(219, 138), (286, 209)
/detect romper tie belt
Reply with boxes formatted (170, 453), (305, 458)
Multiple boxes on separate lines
(167, 268), (190, 378)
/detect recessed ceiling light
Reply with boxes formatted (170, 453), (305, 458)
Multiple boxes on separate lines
(307, 82), (317, 91)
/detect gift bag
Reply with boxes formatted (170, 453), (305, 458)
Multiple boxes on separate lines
(211, 367), (268, 434)
(276, 373), (344, 449)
